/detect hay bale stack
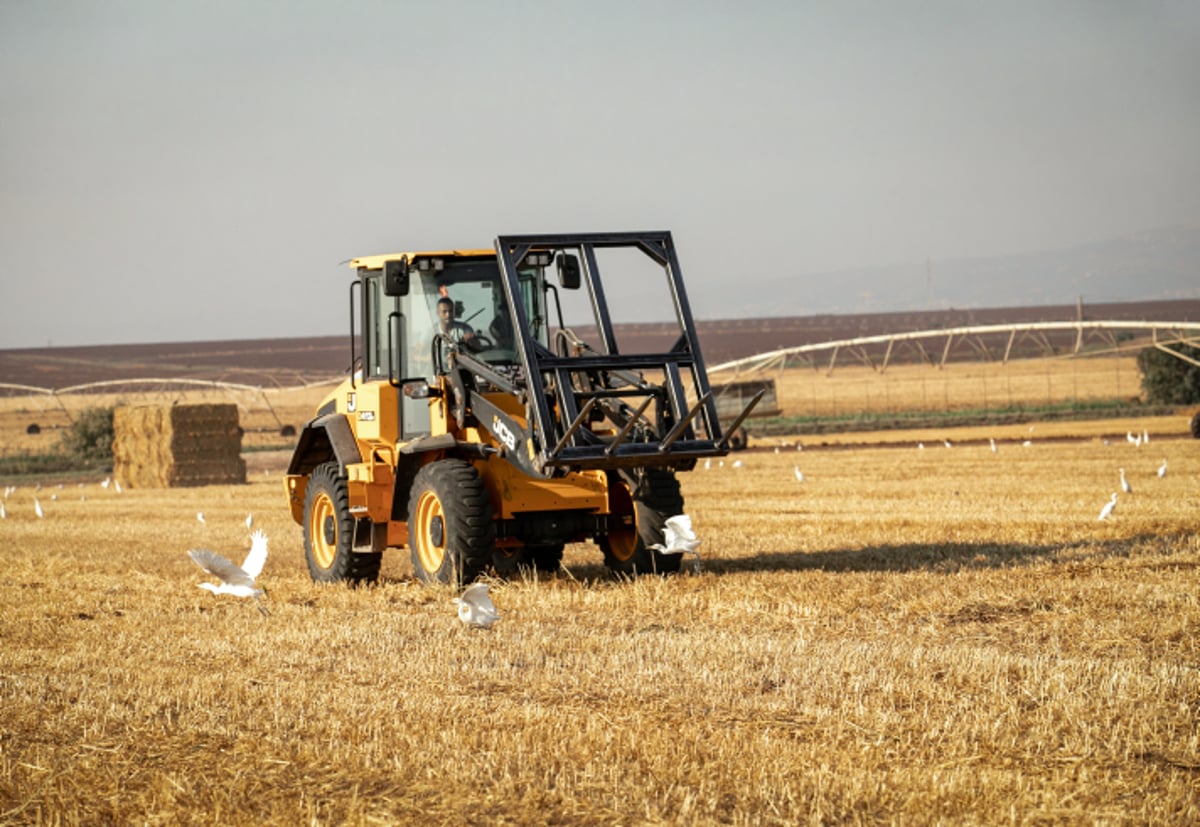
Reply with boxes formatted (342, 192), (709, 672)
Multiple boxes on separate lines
(113, 403), (246, 488)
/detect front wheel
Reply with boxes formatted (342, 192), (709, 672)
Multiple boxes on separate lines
(303, 461), (381, 584)
(598, 468), (685, 577)
(408, 459), (495, 586)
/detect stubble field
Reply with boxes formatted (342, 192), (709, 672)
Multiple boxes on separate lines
(1, 359), (1199, 824)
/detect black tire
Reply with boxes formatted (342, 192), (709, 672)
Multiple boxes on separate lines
(408, 459), (494, 586)
(303, 461), (382, 584)
(492, 544), (565, 578)
(598, 468), (685, 577)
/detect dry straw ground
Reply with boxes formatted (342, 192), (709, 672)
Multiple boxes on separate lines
(1, 358), (1199, 824)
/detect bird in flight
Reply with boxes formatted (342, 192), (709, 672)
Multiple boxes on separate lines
(188, 530), (270, 614)
(454, 582), (500, 628)
(650, 514), (703, 572)
(1097, 493), (1118, 522)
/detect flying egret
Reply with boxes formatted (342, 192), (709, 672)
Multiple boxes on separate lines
(34, 498), (44, 519)
(1097, 493), (1118, 522)
(1119, 468), (1132, 494)
(649, 514), (703, 572)
(793, 465), (805, 482)
(453, 582), (500, 628)
(1157, 458), (1167, 478)
(188, 530), (270, 614)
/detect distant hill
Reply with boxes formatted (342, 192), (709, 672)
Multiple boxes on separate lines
(2, 299), (1199, 391)
(734, 225), (1200, 318)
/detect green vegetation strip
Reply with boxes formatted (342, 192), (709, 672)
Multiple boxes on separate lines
(751, 399), (1180, 436)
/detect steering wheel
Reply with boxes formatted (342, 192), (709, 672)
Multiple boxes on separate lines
(469, 334), (495, 352)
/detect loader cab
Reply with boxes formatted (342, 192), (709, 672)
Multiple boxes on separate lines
(356, 253), (551, 439)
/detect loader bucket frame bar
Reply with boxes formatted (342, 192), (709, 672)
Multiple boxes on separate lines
(493, 232), (747, 472)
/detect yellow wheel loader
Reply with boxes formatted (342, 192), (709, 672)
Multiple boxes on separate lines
(284, 232), (761, 585)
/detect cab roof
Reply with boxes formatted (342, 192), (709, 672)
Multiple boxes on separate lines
(348, 249), (495, 271)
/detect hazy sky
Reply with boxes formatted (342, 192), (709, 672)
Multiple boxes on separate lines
(2, 1), (1198, 348)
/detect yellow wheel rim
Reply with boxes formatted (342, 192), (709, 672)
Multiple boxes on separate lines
(414, 489), (446, 573)
(309, 490), (337, 569)
(607, 480), (638, 562)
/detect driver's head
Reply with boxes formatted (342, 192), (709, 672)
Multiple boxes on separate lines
(437, 297), (454, 325)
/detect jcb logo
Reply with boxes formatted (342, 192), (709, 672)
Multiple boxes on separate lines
(492, 416), (517, 452)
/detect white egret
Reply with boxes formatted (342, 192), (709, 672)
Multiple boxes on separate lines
(101, 476), (111, 489)
(943, 440), (952, 449)
(1157, 458), (1167, 478)
(1022, 440), (1033, 447)
(34, 498), (44, 519)
(245, 513), (254, 529)
(1119, 468), (1132, 494)
(0, 502), (6, 519)
(989, 438), (997, 454)
(114, 480), (123, 494)
(917, 443), (925, 450)
(453, 583), (500, 628)
(704, 458), (711, 470)
(732, 459), (744, 469)
(1098, 493), (1118, 521)
(794, 465), (805, 482)
(197, 512), (206, 525)
(649, 514), (703, 572)
(1143, 429), (1150, 445)
(1126, 431), (1136, 445)
(188, 530), (270, 614)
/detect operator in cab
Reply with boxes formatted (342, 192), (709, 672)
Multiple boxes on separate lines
(436, 296), (481, 351)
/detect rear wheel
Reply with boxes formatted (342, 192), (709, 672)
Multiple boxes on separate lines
(303, 461), (382, 584)
(408, 459), (494, 586)
(598, 468), (685, 577)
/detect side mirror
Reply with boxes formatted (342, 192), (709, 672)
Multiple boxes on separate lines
(556, 253), (581, 290)
(384, 258), (409, 296)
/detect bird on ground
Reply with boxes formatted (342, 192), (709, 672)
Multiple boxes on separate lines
(453, 582), (500, 628)
(114, 480), (123, 494)
(1022, 440), (1033, 447)
(188, 530), (270, 614)
(0, 502), (6, 520)
(1098, 493), (1118, 521)
(794, 465), (805, 482)
(1126, 431), (1137, 445)
(774, 446), (780, 455)
(245, 513), (254, 529)
(732, 459), (744, 469)
(989, 438), (997, 454)
(943, 440), (952, 449)
(704, 458), (711, 470)
(917, 442), (925, 450)
(1143, 429), (1150, 445)
(34, 498), (44, 519)
(796, 442), (803, 451)
(1119, 468), (1132, 494)
(197, 512), (206, 525)
(101, 476), (111, 489)
(1157, 458), (1167, 478)
(649, 514), (703, 572)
